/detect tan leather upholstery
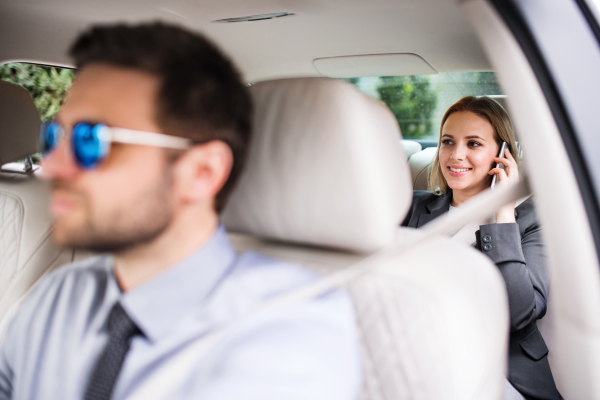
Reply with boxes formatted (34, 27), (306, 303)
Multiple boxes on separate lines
(409, 146), (437, 191)
(0, 81), (71, 341)
(401, 140), (422, 159)
(223, 78), (508, 399)
(223, 78), (412, 253)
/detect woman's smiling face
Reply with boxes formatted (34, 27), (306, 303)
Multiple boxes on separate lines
(439, 111), (500, 198)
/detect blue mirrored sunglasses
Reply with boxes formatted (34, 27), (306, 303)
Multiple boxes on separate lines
(40, 121), (192, 169)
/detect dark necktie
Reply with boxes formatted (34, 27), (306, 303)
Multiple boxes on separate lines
(84, 302), (142, 400)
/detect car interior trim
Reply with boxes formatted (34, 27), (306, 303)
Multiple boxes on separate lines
(488, 0), (600, 265)
(463, 0), (600, 397)
(213, 12), (295, 23)
(313, 53), (438, 78)
(577, 0), (600, 47)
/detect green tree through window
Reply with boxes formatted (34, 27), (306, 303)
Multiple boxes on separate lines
(377, 76), (437, 139)
(0, 62), (75, 122)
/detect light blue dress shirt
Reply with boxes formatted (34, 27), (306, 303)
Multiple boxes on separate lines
(0, 225), (361, 399)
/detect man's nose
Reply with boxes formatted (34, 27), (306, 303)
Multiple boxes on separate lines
(40, 140), (80, 182)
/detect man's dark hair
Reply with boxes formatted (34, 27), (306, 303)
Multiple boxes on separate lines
(69, 22), (252, 212)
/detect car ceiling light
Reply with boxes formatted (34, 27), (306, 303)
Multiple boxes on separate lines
(213, 12), (295, 23)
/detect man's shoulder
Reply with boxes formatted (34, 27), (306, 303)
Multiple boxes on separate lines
(6, 256), (110, 328)
(35, 255), (110, 294)
(212, 251), (360, 359)
(140, 252), (361, 400)
(213, 250), (355, 322)
(211, 253), (361, 399)
(230, 252), (320, 297)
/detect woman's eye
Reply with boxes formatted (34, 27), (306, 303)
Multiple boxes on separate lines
(468, 141), (482, 147)
(441, 139), (453, 146)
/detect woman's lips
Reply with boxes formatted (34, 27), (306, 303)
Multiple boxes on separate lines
(447, 166), (472, 177)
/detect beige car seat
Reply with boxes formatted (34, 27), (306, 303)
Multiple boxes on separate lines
(409, 146), (437, 191)
(222, 78), (510, 400)
(401, 140), (422, 160)
(0, 81), (72, 340)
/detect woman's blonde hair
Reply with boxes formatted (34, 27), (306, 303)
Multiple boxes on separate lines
(429, 96), (519, 193)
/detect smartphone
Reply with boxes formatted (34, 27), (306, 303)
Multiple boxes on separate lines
(490, 141), (508, 189)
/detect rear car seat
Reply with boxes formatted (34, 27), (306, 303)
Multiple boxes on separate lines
(409, 146), (437, 190)
(222, 78), (509, 399)
(0, 81), (72, 341)
(400, 140), (422, 159)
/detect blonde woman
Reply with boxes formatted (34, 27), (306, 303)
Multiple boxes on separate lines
(402, 96), (561, 400)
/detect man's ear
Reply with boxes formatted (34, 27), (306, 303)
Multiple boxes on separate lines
(173, 140), (233, 204)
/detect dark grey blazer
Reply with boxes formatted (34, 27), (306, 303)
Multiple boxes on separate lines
(403, 190), (561, 400)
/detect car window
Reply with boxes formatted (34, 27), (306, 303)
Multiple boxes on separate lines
(342, 71), (503, 140)
(0, 62), (74, 163)
(0, 62), (74, 122)
(589, 0), (600, 21)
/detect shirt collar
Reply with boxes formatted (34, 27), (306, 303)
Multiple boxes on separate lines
(118, 224), (236, 342)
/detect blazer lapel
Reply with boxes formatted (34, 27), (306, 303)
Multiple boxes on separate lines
(416, 193), (452, 228)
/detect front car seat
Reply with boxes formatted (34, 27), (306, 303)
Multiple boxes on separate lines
(222, 78), (510, 399)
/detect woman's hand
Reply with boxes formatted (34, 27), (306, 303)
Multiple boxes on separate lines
(489, 148), (519, 223)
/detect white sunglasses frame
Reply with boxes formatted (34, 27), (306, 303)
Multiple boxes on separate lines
(95, 125), (192, 150)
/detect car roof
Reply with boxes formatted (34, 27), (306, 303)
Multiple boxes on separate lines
(0, 0), (491, 81)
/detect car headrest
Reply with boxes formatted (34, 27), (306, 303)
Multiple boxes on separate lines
(410, 147), (437, 190)
(401, 140), (422, 159)
(222, 78), (412, 253)
(0, 81), (40, 165)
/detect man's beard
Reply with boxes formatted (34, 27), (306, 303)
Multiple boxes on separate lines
(52, 168), (175, 254)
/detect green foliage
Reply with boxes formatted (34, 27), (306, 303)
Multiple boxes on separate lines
(377, 75), (437, 138)
(0, 62), (75, 122)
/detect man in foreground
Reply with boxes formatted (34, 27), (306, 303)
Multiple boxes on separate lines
(0, 23), (360, 399)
